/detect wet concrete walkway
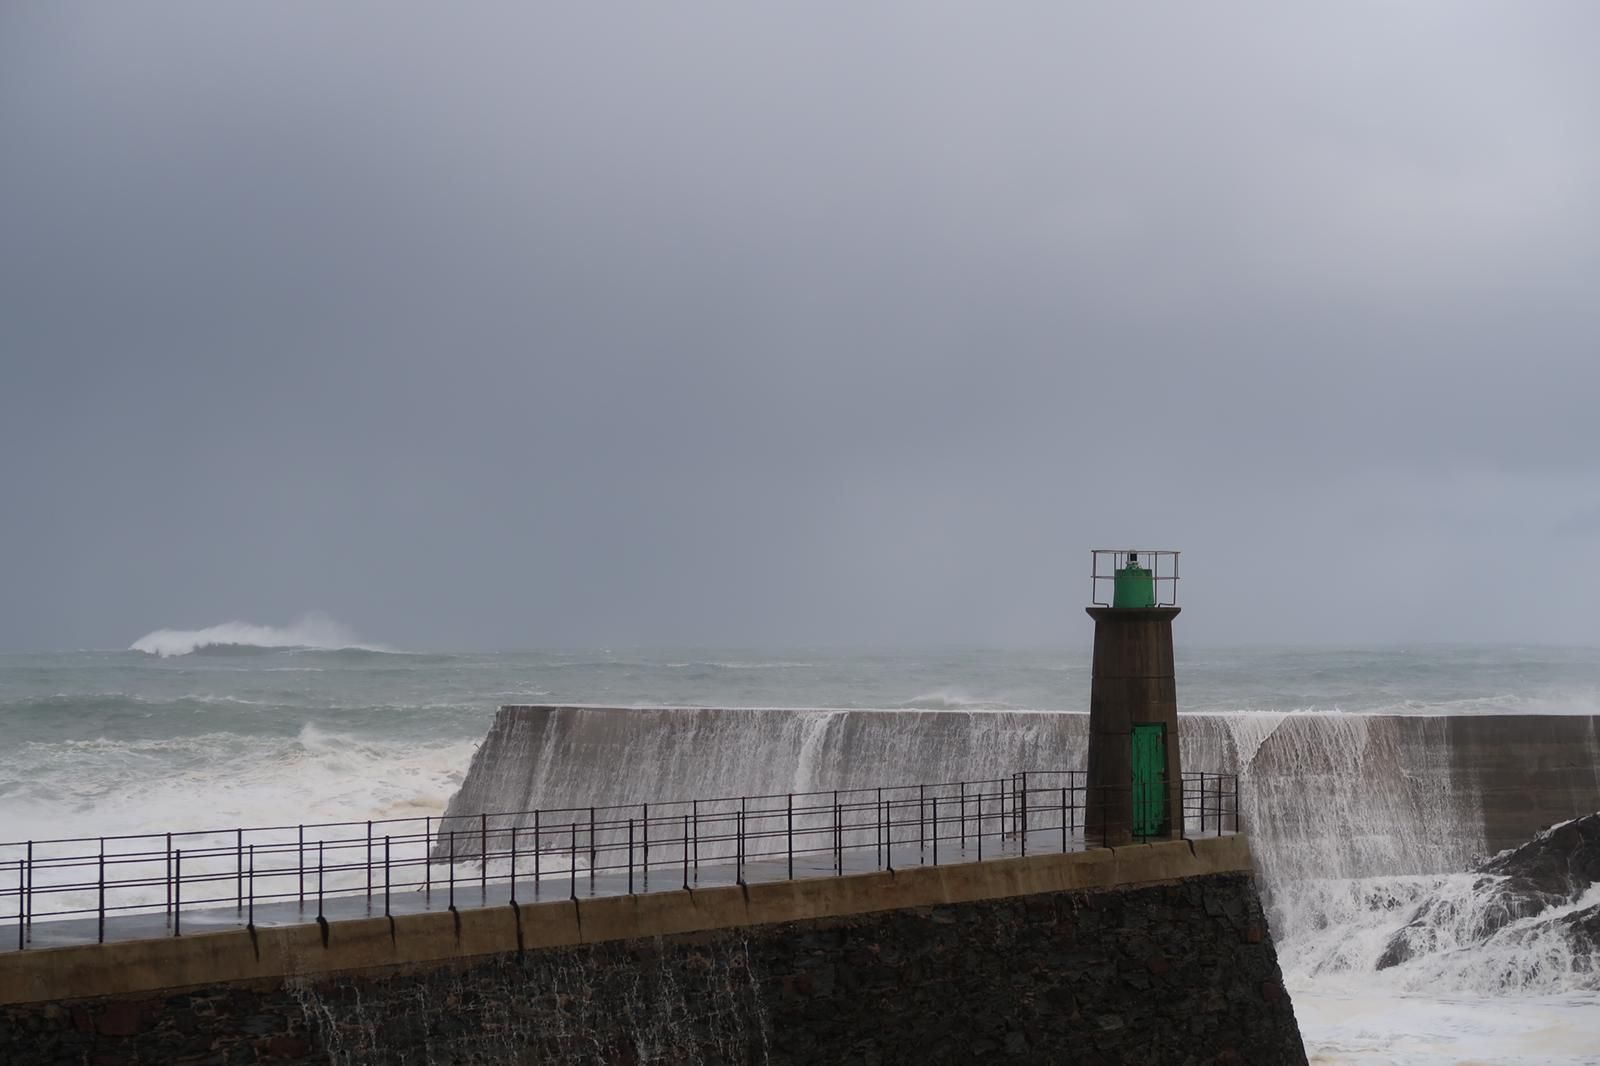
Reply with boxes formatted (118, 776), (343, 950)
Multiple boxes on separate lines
(2, 826), (1191, 954)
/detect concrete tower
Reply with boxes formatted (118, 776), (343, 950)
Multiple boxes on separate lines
(1085, 550), (1182, 845)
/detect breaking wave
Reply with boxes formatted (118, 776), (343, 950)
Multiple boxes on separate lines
(892, 690), (1018, 711)
(0, 723), (477, 843)
(129, 615), (388, 658)
(664, 661), (816, 670)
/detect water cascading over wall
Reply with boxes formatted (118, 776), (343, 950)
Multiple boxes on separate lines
(444, 706), (1600, 890)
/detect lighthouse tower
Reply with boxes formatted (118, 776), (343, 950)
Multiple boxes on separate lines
(1086, 550), (1182, 845)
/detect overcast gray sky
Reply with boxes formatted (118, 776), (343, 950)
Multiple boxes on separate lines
(3, 3), (1598, 651)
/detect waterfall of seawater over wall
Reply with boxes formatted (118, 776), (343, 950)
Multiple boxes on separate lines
(447, 706), (1092, 818)
(1221, 713), (1480, 883)
(443, 707), (1494, 883)
(441, 707), (1600, 1002)
(288, 937), (772, 1065)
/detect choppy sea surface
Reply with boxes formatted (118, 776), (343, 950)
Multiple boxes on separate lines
(4, 622), (1600, 1064)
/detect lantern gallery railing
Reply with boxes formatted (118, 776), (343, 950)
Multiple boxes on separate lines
(1090, 548), (1180, 607)
(1, 771), (1238, 950)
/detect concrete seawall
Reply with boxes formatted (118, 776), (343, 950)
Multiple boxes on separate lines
(0, 836), (1305, 1063)
(1442, 713), (1600, 854)
(443, 707), (1600, 884)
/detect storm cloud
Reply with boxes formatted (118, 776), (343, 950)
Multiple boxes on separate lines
(3, 3), (1598, 650)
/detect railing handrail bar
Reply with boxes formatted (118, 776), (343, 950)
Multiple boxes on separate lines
(3, 769), (1238, 948)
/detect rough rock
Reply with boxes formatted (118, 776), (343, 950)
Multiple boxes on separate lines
(1480, 812), (1600, 894)
(1378, 812), (1600, 970)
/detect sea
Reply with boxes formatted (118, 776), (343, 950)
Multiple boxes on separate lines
(3, 619), (1599, 1065)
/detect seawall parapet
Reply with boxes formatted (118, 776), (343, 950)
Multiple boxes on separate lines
(446, 706), (1600, 881)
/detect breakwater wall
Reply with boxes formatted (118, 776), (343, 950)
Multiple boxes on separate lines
(0, 837), (1305, 1064)
(445, 707), (1600, 887)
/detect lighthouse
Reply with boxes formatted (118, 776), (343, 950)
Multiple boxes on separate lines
(1085, 550), (1182, 845)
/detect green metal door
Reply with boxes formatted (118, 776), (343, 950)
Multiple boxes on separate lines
(1131, 723), (1167, 838)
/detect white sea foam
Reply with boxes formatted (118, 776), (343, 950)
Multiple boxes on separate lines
(129, 614), (386, 657)
(892, 690), (1018, 711)
(1268, 862), (1600, 1059)
(664, 661), (816, 670)
(0, 722), (481, 915)
(1296, 988), (1600, 1066)
(2, 724), (475, 840)
(1354, 693), (1600, 717)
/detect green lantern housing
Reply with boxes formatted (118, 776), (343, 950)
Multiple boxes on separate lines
(1112, 553), (1157, 608)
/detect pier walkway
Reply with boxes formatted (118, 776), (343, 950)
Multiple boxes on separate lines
(2, 770), (1239, 953)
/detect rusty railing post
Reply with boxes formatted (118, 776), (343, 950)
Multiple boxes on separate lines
(960, 782), (966, 852)
(1020, 771), (1028, 856)
(97, 839), (105, 944)
(886, 796), (894, 873)
(838, 787), (851, 870)
(918, 784), (925, 860)
(876, 787), (884, 867)
(1071, 773), (1078, 836)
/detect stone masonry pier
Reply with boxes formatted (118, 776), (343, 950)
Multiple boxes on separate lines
(0, 834), (1306, 1064)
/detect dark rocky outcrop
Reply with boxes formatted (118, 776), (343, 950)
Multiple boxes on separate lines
(1550, 900), (1600, 947)
(1479, 812), (1600, 895)
(1378, 812), (1600, 971)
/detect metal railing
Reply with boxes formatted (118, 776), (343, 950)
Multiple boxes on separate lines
(0, 770), (1238, 950)
(1090, 548), (1180, 607)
